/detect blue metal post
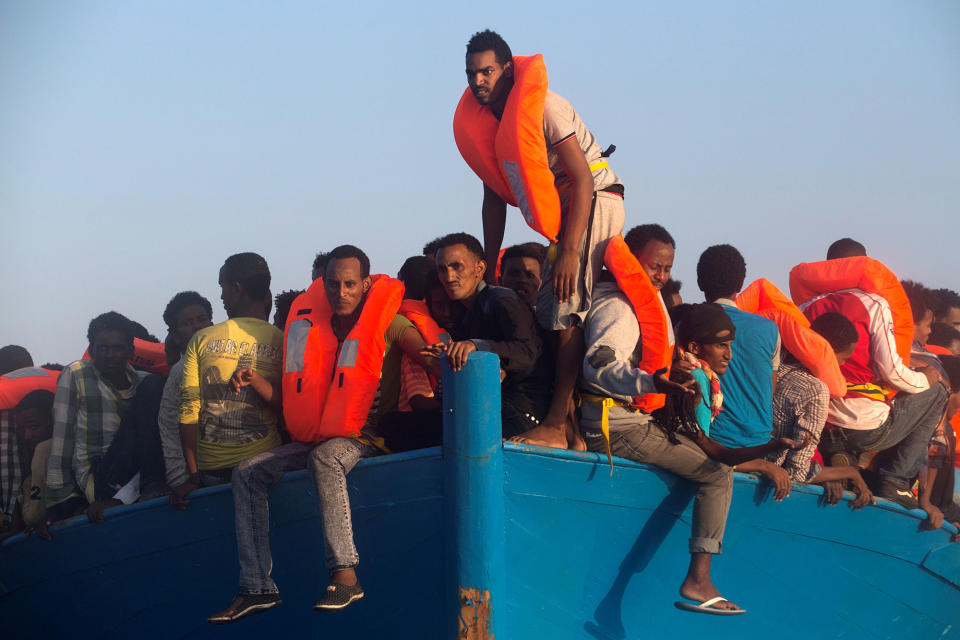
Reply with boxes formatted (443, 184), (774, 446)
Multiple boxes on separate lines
(443, 352), (504, 640)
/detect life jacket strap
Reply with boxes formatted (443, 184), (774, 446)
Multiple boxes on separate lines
(579, 392), (641, 475)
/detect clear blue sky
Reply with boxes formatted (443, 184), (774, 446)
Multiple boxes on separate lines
(2, 1), (958, 365)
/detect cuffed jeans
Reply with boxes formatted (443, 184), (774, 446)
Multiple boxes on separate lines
(823, 383), (948, 488)
(233, 438), (375, 594)
(584, 421), (733, 554)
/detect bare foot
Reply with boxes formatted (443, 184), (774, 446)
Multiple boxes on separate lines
(508, 423), (569, 449)
(566, 420), (586, 451)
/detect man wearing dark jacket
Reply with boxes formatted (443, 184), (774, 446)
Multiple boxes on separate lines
(425, 232), (553, 438)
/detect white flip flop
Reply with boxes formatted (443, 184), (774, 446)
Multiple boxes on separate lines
(674, 596), (746, 615)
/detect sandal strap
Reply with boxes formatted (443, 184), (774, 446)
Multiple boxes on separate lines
(698, 596), (728, 609)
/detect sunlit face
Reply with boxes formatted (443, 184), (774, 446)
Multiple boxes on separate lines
(324, 257), (371, 317)
(689, 340), (733, 375)
(436, 244), (486, 302)
(499, 256), (541, 307)
(174, 304), (212, 345)
(834, 342), (857, 366)
(914, 309), (933, 346)
(466, 50), (512, 108)
(634, 239), (675, 290)
(91, 329), (133, 379)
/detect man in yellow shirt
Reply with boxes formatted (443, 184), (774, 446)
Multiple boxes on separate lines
(171, 253), (283, 507)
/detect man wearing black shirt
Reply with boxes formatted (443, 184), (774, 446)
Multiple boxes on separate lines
(425, 233), (553, 438)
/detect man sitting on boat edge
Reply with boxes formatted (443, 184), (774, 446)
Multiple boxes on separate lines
(579, 275), (745, 614)
(208, 244), (442, 624)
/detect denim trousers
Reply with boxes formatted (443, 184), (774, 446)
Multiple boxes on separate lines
(232, 438), (374, 594)
(824, 383), (948, 488)
(584, 420), (733, 554)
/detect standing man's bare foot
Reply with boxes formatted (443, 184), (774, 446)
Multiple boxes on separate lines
(565, 420), (586, 451)
(508, 422), (569, 449)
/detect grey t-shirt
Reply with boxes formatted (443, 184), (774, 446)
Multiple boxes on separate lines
(542, 90), (620, 193)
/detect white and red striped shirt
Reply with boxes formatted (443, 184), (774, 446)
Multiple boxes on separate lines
(801, 289), (929, 429)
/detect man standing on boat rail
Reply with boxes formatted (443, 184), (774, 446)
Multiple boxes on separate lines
(456, 29), (625, 451)
(580, 271), (746, 615)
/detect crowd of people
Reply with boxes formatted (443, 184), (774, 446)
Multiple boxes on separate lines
(2, 29), (959, 623)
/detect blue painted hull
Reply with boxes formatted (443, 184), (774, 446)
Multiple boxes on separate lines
(2, 442), (958, 639)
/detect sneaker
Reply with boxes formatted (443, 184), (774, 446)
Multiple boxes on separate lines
(208, 592), (281, 624)
(313, 583), (364, 611)
(876, 481), (919, 510)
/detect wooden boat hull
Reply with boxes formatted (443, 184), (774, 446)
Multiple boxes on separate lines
(2, 353), (958, 638)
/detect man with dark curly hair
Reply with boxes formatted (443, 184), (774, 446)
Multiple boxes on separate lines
(696, 245), (792, 495)
(45, 312), (148, 519)
(460, 29), (625, 450)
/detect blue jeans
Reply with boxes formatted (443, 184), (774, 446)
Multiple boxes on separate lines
(232, 438), (375, 594)
(830, 383), (948, 488)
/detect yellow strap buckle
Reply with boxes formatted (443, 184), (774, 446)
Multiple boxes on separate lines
(589, 160), (610, 173)
(600, 397), (614, 476)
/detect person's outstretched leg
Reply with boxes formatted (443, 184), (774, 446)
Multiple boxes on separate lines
(209, 442), (311, 624)
(605, 425), (740, 612)
(309, 437), (374, 611)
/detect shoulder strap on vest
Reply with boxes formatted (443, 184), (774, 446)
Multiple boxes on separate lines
(453, 54), (562, 242)
(789, 256), (912, 366)
(603, 235), (673, 411)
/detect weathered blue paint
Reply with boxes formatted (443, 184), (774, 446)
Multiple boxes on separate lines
(444, 352), (503, 639)
(2, 357), (958, 638)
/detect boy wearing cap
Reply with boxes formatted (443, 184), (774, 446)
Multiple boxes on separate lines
(675, 303), (736, 436)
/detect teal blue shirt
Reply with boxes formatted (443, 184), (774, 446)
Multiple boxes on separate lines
(691, 368), (712, 437)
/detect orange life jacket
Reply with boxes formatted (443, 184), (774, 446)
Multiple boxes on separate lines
(603, 235), (673, 412)
(0, 367), (60, 411)
(924, 344), (953, 356)
(790, 257), (913, 402)
(736, 278), (846, 397)
(453, 54), (562, 242)
(81, 338), (170, 375)
(282, 275), (403, 443)
(398, 299), (450, 345)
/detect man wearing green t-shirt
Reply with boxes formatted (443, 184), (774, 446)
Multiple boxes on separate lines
(208, 245), (441, 624)
(172, 253), (283, 507)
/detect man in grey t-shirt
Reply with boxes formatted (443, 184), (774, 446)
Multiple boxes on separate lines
(462, 29), (625, 450)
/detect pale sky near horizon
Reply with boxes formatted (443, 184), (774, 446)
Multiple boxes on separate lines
(1, 1), (958, 365)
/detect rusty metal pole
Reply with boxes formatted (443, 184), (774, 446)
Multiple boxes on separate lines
(443, 351), (504, 639)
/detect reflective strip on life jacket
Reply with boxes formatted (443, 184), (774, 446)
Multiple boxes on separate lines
(603, 234), (674, 412)
(736, 278), (846, 398)
(282, 275), (403, 443)
(0, 367), (60, 411)
(453, 54), (562, 242)
(81, 338), (170, 376)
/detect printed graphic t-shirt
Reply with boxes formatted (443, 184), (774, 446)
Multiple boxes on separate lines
(179, 317), (283, 470)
